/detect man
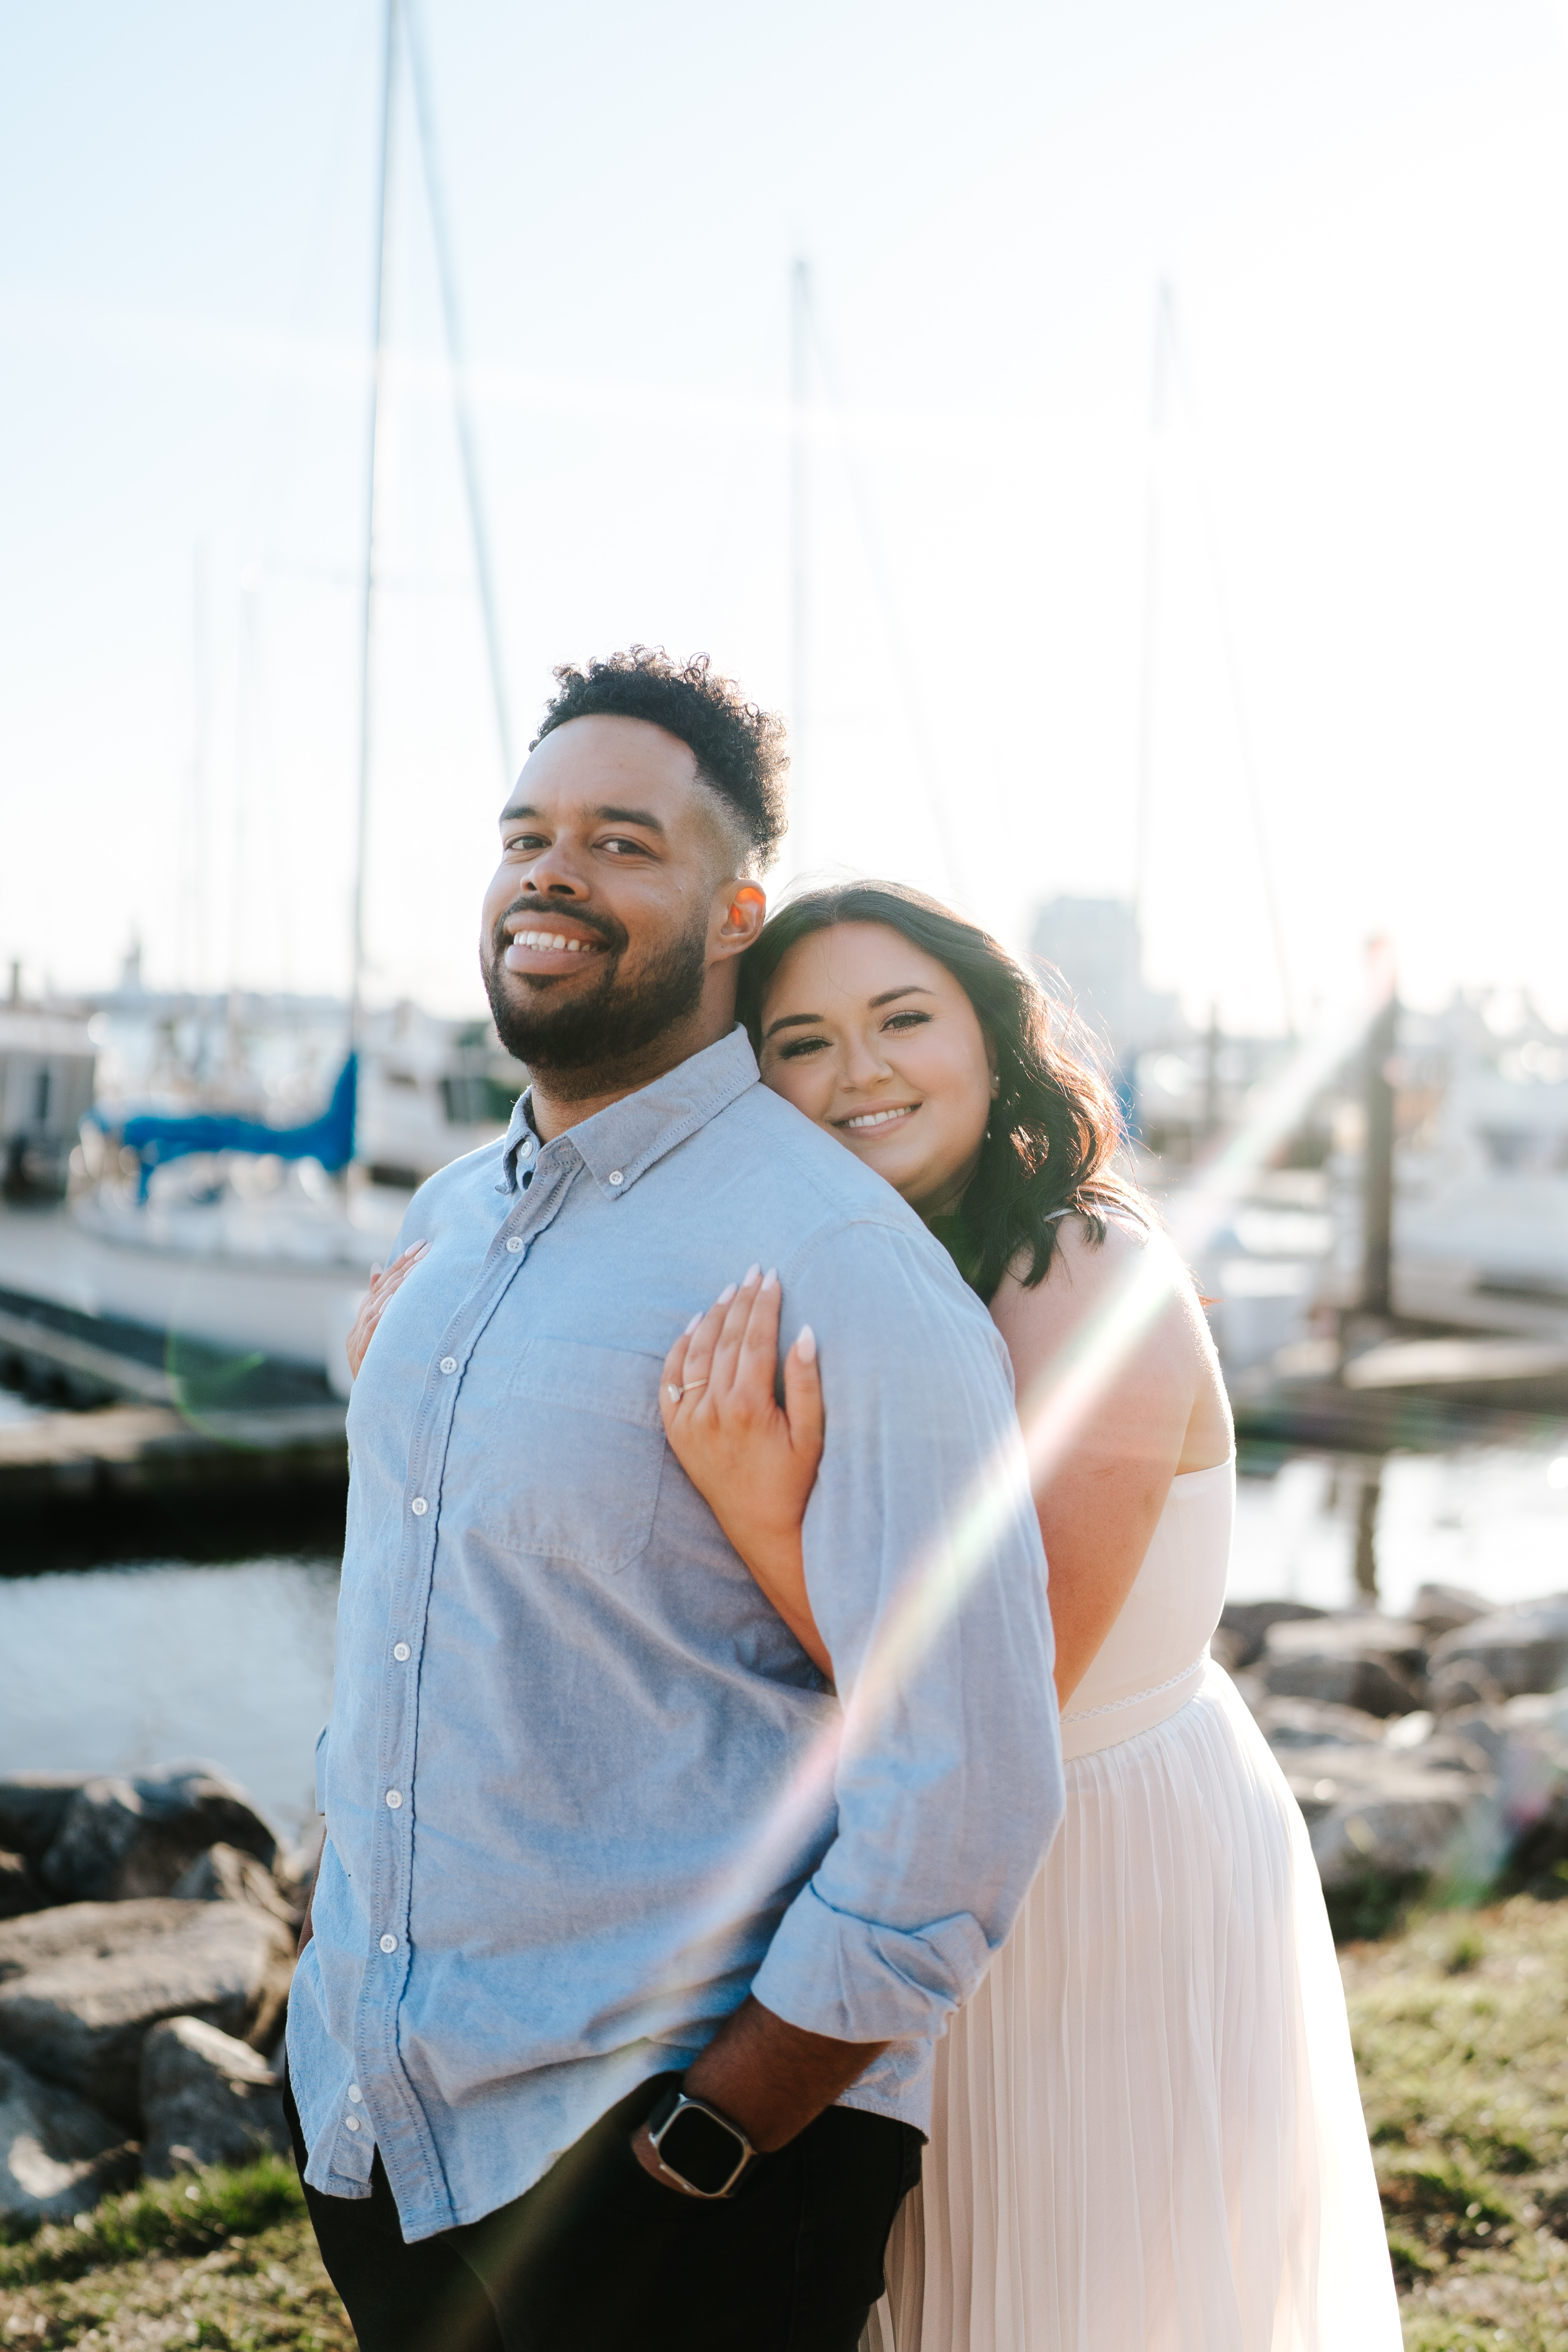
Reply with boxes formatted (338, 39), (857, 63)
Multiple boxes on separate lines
(287, 647), (1063, 2350)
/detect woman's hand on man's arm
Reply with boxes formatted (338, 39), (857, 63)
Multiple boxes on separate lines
(660, 1268), (831, 1675)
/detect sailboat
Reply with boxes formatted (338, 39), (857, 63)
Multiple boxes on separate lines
(12, 0), (517, 1400)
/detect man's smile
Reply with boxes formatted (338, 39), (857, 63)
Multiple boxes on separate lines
(503, 916), (612, 973)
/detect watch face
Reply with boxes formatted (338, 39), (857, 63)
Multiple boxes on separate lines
(660, 2103), (746, 2197)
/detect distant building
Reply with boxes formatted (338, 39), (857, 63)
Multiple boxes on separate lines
(1028, 897), (1186, 1060)
(0, 1008), (97, 1196)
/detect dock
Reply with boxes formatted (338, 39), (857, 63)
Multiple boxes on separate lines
(0, 1281), (348, 1530)
(0, 1397), (347, 1515)
(1231, 1326), (1568, 1455)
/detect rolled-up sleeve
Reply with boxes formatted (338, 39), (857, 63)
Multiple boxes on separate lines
(750, 1217), (1062, 2046)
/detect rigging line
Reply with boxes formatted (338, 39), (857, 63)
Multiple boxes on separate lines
(350, 0), (397, 1049)
(1162, 292), (1298, 1039)
(1132, 281), (1174, 930)
(789, 258), (809, 827)
(402, 0), (516, 784)
(799, 280), (970, 897)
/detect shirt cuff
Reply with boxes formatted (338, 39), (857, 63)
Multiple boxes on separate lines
(750, 1882), (993, 2043)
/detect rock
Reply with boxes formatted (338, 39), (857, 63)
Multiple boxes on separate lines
(1427, 1595), (1568, 1704)
(1385, 1728), (1493, 1778)
(1434, 1693), (1568, 1885)
(1254, 1696), (1387, 1751)
(1408, 1582), (1490, 1637)
(1308, 1772), (1478, 1889)
(1280, 1743), (1487, 1887)
(139, 2015), (289, 2177)
(0, 1851), (49, 1922)
(1428, 1656), (1508, 1715)
(0, 1774), (94, 1863)
(0, 2047), (137, 2227)
(0, 1897), (295, 2127)
(1215, 1600), (1330, 1672)
(172, 1843), (298, 1927)
(40, 1761), (279, 1903)
(1261, 1614), (1427, 1717)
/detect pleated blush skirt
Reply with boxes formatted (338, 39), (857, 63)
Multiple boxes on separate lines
(865, 1662), (1400, 2352)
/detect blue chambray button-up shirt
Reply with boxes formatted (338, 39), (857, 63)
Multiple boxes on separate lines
(286, 1025), (1061, 2241)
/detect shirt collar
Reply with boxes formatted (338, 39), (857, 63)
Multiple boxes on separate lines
(499, 1025), (759, 1197)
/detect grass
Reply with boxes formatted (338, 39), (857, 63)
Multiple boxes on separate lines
(7, 1899), (1568, 2347)
(1345, 1890), (1568, 2348)
(0, 2161), (350, 2349)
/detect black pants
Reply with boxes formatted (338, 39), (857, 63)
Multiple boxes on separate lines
(285, 2071), (920, 2352)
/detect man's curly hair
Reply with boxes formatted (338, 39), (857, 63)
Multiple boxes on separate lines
(531, 647), (789, 871)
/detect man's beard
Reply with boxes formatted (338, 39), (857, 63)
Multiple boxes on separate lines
(482, 903), (710, 1078)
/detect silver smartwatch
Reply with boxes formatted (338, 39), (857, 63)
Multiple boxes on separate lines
(645, 2085), (760, 2199)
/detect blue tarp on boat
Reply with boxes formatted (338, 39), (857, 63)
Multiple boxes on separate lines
(98, 1055), (357, 1200)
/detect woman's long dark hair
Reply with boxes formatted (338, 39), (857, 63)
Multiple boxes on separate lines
(738, 881), (1145, 1303)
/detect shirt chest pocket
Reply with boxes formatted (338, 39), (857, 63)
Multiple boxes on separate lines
(502, 1338), (667, 1574)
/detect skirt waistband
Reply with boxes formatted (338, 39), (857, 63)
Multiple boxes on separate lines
(1060, 1650), (1209, 1762)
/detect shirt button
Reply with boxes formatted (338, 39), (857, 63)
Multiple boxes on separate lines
(385, 1789), (403, 1809)
(608, 1170), (624, 1186)
(519, 1136), (533, 1155)
(344, 2114), (362, 2131)
(393, 1642), (411, 1662)
(379, 1933), (398, 1953)
(506, 1235), (523, 1252)
(410, 1497), (428, 1516)
(439, 1356), (457, 1374)
(348, 2085), (363, 2102)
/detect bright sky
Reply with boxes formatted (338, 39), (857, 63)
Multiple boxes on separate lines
(5, 0), (1567, 1034)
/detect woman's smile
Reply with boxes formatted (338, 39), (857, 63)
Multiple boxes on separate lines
(837, 1103), (920, 1134)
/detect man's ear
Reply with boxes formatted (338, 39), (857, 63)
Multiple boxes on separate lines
(715, 882), (767, 954)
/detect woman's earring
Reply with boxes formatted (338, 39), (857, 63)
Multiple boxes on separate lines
(990, 1073), (1000, 1097)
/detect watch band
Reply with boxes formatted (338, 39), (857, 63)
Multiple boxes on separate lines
(645, 2085), (759, 2199)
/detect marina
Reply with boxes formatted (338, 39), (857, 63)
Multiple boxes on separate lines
(7, 0), (1568, 2333)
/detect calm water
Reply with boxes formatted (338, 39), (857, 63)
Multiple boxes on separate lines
(0, 1555), (339, 1842)
(4, 1439), (1567, 1839)
(1228, 1438), (1568, 1614)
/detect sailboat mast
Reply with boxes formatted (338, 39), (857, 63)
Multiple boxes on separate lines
(789, 257), (809, 850)
(349, 0), (398, 1051)
(1132, 281), (1173, 930)
(404, 0), (515, 784)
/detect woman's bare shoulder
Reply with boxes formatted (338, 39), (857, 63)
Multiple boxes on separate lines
(991, 1207), (1161, 1322)
(989, 1209), (1209, 1374)
(989, 1207), (1230, 1465)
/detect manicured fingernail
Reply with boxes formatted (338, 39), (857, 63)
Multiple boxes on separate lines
(796, 1326), (817, 1362)
(666, 1384), (681, 1405)
(761, 1268), (779, 1290)
(684, 1313), (702, 1336)
(717, 1283), (738, 1306)
(742, 1263), (761, 1285)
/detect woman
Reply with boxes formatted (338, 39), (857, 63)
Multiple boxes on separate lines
(658, 883), (1398, 2352)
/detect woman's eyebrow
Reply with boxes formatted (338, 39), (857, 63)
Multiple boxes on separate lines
(763, 1011), (825, 1040)
(763, 984), (935, 1040)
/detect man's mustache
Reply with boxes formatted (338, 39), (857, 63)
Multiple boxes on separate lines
(488, 900), (628, 967)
